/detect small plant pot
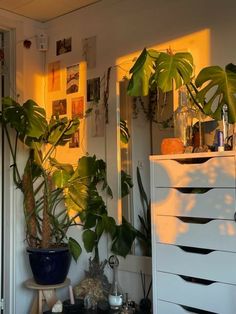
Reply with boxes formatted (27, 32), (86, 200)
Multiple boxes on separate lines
(27, 247), (71, 285)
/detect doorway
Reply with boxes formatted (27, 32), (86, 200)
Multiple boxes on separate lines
(0, 28), (15, 313)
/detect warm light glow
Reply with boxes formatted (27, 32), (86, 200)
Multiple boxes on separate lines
(116, 29), (211, 109)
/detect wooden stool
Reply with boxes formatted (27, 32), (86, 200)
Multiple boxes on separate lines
(24, 278), (71, 314)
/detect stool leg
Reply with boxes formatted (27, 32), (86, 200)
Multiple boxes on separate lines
(43, 289), (57, 309)
(38, 290), (43, 314)
(30, 295), (38, 314)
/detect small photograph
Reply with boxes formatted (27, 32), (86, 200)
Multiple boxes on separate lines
(82, 36), (96, 69)
(56, 37), (72, 56)
(69, 130), (80, 148)
(66, 64), (79, 94)
(87, 77), (100, 102)
(72, 97), (84, 118)
(48, 61), (61, 92)
(91, 102), (105, 137)
(52, 99), (67, 115)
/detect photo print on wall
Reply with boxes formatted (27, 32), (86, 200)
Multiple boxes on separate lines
(87, 77), (100, 102)
(82, 36), (96, 69)
(56, 37), (72, 56)
(69, 130), (80, 148)
(52, 99), (67, 115)
(66, 64), (79, 94)
(72, 96), (84, 119)
(48, 61), (61, 92)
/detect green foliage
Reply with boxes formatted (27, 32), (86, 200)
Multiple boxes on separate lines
(128, 48), (160, 96)
(0, 97), (137, 262)
(195, 63), (236, 123)
(121, 170), (133, 198)
(153, 52), (193, 92)
(120, 119), (130, 144)
(127, 47), (236, 123)
(136, 167), (151, 257)
(127, 48), (193, 96)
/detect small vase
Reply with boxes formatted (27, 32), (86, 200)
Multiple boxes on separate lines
(174, 86), (195, 147)
(108, 256), (123, 310)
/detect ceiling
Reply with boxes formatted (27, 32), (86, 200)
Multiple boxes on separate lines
(0, 0), (102, 22)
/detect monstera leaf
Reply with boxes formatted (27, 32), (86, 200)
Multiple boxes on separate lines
(153, 52), (193, 92)
(127, 48), (160, 96)
(195, 63), (236, 123)
(48, 116), (80, 146)
(1, 97), (47, 140)
(127, 49), (193, 96)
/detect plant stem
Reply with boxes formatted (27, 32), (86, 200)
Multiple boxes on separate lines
(4, 127), (22, 188)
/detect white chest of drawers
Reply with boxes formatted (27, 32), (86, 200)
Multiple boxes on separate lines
(150, 151), (236, 314)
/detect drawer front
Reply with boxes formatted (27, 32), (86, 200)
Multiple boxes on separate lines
(157, 271), (236, 314)
(155, 243), (236, 284)
(153, 188), (236, 219)
(151, 156), (235, 188)
(157, 300), (199, 314)
(154, 216), (236, 252)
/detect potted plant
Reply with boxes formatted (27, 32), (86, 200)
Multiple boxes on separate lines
(127, 48), (236, 124)
(0, 97), (136, 285)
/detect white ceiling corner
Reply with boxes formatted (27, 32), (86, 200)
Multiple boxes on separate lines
(0, 0), (102, 22)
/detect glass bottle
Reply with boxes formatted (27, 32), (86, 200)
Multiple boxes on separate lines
(174, 86), (194, 147)
(108, 255), (123, 310)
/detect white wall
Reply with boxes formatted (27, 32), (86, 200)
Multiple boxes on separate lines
(1, 0), (236, 312)
(0, 8), (48, 314)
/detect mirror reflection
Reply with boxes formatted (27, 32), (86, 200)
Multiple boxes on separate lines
(117, 29), (210, 257)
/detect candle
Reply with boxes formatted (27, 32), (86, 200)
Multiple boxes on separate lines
(69, 285), (75, 305)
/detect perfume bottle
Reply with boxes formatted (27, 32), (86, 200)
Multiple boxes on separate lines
(108, 255), (123, 310)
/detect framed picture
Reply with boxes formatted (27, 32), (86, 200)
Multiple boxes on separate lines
(56, 37), (72, 56)
(66, 64), (79, 94)
(69, 130), (80, 148)
(52, 99), (67, 115)
(87, 77), (100, 102)
(72, 97), (84, 118)
(48, 61), (61, 92)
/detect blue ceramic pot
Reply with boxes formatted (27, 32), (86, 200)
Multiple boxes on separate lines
(27, 247), (71, 285)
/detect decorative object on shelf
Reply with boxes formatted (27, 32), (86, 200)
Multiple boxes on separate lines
(108, 255), (123, 310)
(127, 48), (236, 152)
(74, 258), (110, 309)
(139, 271), (152, 314)
(52, 300), (63, 313)
(174, 86), (195, 147)
(161, 137), (185, 155)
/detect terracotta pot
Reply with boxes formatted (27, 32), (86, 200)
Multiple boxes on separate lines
(161, 138), (185, 155)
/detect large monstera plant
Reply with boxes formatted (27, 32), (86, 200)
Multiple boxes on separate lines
(127, 48), (236, 123)
(0, 97), (136, 262)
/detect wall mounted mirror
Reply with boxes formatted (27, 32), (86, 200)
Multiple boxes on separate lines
(115, 29), (210, 258)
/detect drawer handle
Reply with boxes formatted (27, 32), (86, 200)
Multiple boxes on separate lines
(179, 275), (214, 286)
(177, 217), (212, 224)
(178, 245), (213, 255)
(175, 187), (212, 194)
(173, 157), (212, 164)
(181, 304), (216, 313)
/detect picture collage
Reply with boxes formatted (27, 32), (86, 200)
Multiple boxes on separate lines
(48, 36), (102, 150)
